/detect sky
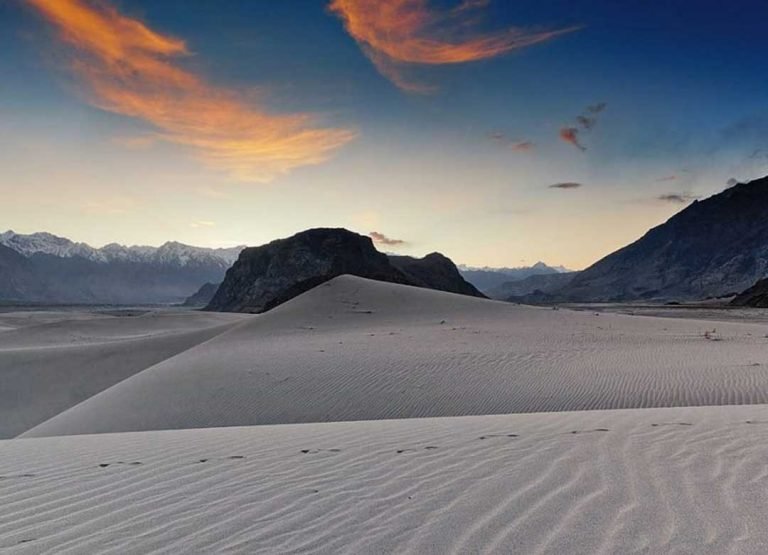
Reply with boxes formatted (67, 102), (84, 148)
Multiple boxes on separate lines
(1, 0), (767, 270)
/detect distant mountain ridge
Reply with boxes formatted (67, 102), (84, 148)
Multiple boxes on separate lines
(207, 228), (484, 313)
(0, 231), (242, 267)
(459, 262), (570, 294)
(0, 231), (245, 304)
(553, 176), (768, 302)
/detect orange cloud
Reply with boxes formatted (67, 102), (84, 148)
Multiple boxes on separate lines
(329, 0), (578, 92)
(28, 0), (355, 183)
(559, 127), (585, 151)
(488, 132), (534, 152)
(559, 102), (607, 151)
(369, 231), (407, 246)
(510, 140), (534, 152)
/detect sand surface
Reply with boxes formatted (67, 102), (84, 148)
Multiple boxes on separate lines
(0, 310), (247, 438)
(5, 276), (768, 553)
(22, 275), (768, 437)
(4, 405), (768, 554)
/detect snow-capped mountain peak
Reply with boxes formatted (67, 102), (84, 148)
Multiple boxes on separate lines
(0, 231), (245, 267)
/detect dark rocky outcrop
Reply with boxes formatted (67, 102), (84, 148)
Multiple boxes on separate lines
(554, 176), (768, 302)
(731, 278), (768, 307)
(183, 282), (220, 307)
(389, 253), (484, 298)
(206, 228), (483, 313)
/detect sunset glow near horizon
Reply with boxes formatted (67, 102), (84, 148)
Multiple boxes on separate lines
(2, 0), (767, 269)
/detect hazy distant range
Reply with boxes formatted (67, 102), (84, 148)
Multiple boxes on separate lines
(0, 231), (244, 305)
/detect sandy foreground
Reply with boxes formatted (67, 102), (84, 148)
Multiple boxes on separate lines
(3, 275), (768, 553)
(4, 406), (768, 553)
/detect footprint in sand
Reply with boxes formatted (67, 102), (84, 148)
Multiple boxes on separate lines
(651, 422), (692, 427)
(478, 434), (519, 440)
(568, 428), (610, 435)
(300, 449), (342, 454)
(397, 446), (439, 454)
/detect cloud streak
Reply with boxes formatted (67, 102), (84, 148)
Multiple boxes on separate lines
(489, 132), (534, 152)
(548, 182), (582, 189)
(369, 231), (407, 246)
(329, 0), (578, 92)
(657, 193), (699, 204)
(29, 0), (355, 183)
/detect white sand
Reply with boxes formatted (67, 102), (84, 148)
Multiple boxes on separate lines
(0, 310), (247, 438)
(3, 405), (768, 553)
(23, 275), (768, 438)
(5, 276), (768, 553)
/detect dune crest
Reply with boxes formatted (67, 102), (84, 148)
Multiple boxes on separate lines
(23, 275), (768, 438)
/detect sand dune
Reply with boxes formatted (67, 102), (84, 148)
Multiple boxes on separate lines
(23, 275), (768, 438)
(0, 310), (247, 438)
(3, 405), (768, 553)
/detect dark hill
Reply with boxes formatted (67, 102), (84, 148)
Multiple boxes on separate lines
(556, 176), (768, 301)
(206, 228), (483, 313)
(731, 278), (768, 307)
(389, 253), (484, 298)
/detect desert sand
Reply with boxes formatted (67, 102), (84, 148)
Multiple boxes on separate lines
(21, 275), (768, 438)
(4, 405), (768, 553)
(4, 276), (768, 553)
(0, 309), (247, 439)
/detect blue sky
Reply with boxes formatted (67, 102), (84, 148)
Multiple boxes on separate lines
(1, 0), (767, 268)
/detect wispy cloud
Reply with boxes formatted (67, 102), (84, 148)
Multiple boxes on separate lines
(190, 220), (216, 228)
(369, 231), (407, 246)
(488, 132), (535, 152)
(559, 102), (607, 151)
(329, 0), (578, 92)
(657, 192), (699, 204)
(29, 0), (355, 183)
(548, 182), (582, 189)
(81, 195), (140, 215)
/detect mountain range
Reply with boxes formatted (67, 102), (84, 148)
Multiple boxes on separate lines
(458, 262), (570, 295)
(4, 175), (768, 307)
(0, 231), (244, 304)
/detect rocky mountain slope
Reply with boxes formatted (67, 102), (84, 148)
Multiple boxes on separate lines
(390, 253), (484, 297)
(207, 228), (483, 313)
(554, 176), (768, 302)
(731, 278), (768, 308)
(183, 282), (220, 307)
(491, 271), (577, 301)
